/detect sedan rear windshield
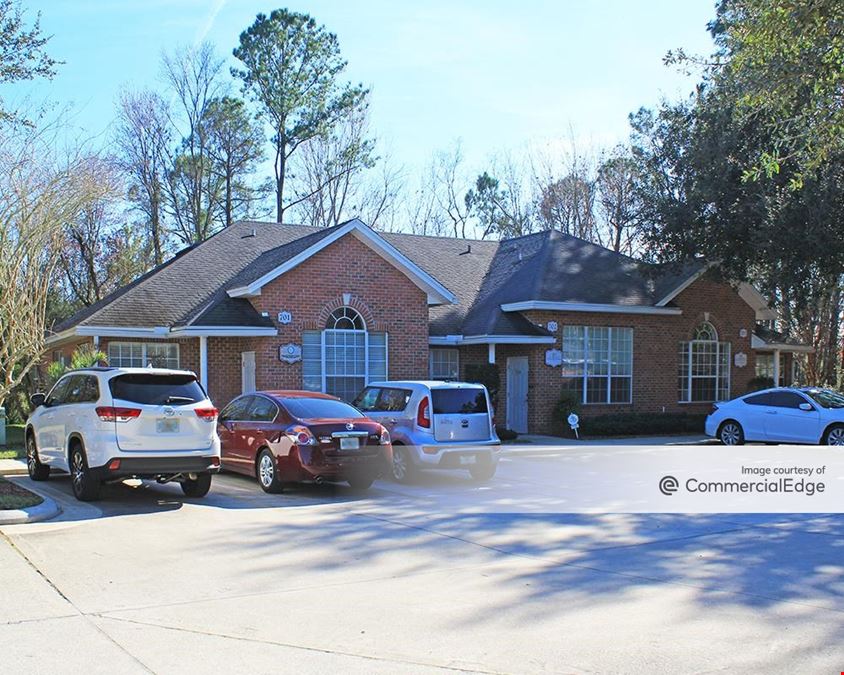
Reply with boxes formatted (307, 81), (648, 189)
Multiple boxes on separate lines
(431, 388), (488, 414)
(804, 389), (844, 409)
(110, 374), (205, 406)
(281, 397), (364, 420)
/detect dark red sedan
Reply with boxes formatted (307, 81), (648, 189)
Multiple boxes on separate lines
(217, 390), (392, 493)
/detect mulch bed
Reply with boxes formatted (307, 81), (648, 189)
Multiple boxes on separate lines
(0, 476), (43, 510)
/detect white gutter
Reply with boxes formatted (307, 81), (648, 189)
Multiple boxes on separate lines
(751, 334), (814, 353)
(46, 324), (278, 346)
(429, 334), (555, 346)
(169, 326), (278, 337)
(500, 301), (682, 316)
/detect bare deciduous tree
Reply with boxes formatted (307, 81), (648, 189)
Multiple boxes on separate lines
(162, 42), (226, 243)
(291, 107), (376, 227)
(0, 125), (109, 408)
(115, 89), (170, 265)
(595, 145), (642, 254)
(57, 155), (123, 306)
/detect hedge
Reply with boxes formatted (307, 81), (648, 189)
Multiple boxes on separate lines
(573, 412), (707, 438)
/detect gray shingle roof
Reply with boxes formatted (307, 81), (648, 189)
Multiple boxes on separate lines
(52, 220), (711, 339)
(54, 221), (319, 332)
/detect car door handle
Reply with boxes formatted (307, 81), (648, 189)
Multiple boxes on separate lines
(765, 411), (778, 415)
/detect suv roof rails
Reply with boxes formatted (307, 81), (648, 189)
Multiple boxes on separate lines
(67, 366), (117, 372)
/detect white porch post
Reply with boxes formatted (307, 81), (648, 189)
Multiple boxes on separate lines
(773, 348), (781, 387)
(488, 344), (496, 364)
(199, 336), (208, 390)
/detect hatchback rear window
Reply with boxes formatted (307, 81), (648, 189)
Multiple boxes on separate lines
(431, 388), (488, 414)
(109, 374), (205, 405)
(281, 397), (364, 420)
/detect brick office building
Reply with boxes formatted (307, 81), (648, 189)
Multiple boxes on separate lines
(46, 219), (808, 435)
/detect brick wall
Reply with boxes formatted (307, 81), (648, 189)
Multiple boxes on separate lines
(236, 232), (429, 398)
(459, 277), (758, 435)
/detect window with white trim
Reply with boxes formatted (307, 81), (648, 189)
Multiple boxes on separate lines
(678, 322), (730, 402)
(561, 326), (633, 404)
(107, 342), (179, 369)
(301, 307), (388, 402)
(429, 348), (459, 380)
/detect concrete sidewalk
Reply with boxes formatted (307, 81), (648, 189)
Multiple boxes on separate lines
(0, 457), (26, 476)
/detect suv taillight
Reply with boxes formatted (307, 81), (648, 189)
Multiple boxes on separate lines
(96, 406), (141, 423)
(195, 407), (219, 422)
(417, 396), (431, 428)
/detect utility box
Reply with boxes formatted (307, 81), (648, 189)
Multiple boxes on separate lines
(0, 407), (6, 446)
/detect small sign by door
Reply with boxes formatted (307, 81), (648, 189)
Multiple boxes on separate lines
(279, 343), (302, 364)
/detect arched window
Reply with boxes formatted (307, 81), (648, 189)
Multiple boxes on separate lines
(326, 306), (366, 330)
(692, 322), (718, 342)
(679, 321), (730, 402)
(301, 306), (387, 402)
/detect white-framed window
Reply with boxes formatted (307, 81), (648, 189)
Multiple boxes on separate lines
(301, 307), (388, 402)
(429, 348), (459, 380)
(756, 352), (786, 386)
(107, 342), (180, 369)
(561, 326), (633, 404)
(678, 322), (730, 402)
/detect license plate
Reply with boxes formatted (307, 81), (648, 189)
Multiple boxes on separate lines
(459, 455), (477, 465)
(157, 418), (180, 434)
(340, 437), (360, 450)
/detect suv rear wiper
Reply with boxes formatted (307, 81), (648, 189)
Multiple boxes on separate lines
(163, 395), (196, 405)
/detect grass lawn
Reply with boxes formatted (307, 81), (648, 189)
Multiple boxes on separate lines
(0, 424), (25, 459)
(0, 476), (42, 510)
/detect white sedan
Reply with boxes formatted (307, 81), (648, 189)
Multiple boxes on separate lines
(705, 387), (844, 445)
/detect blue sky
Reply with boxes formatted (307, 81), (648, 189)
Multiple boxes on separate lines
(11, 0), (717, 171)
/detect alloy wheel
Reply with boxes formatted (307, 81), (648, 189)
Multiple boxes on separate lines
(392, 449), (408, 481)
(259, 454), (275, 487)
(720, 423), (741, 446)
(827, 427), (844, 446)
(71, 450), (85, 492)
(26, 437), (37, 475)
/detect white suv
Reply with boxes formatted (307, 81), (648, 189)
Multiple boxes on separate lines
(353, 381), (501, 483)
(25, 367), (221, 501)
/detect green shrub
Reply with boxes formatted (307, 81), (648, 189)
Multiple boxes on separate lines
(464, 363), (500, 407)
(552, 389), (582, 436)
(746, 376), (775, 393)
(580, 412), (706, 437)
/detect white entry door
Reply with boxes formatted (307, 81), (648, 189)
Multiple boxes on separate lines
(506, 356), (529, 434)
(241, 351), (256, 394)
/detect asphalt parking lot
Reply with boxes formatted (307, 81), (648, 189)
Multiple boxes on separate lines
(2, 452), (843, 674)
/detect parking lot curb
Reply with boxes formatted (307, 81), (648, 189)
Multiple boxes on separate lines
(0, 491), (61, 525)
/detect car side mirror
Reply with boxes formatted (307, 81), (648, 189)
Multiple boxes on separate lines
(799, 402), (814, 411)
(30, 393), (46, 408)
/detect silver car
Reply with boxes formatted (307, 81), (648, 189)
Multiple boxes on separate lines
(353, 381), (501, 483)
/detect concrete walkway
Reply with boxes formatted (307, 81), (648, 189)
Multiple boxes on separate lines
(0, 457), (26, 476)
(514, 433), (710, 446)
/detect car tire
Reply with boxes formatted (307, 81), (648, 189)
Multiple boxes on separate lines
(70, 442), (101, 502)
(256, 449), (283, 494)
(181, 472), (212, 498)
(26, 433), (50, 481)
(718, 420), (745, 446)
(390, 445), (417, 484)
(822, 424), (844, 446)
(347, 474), (375, 491)
(469, 463), (497, 482)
